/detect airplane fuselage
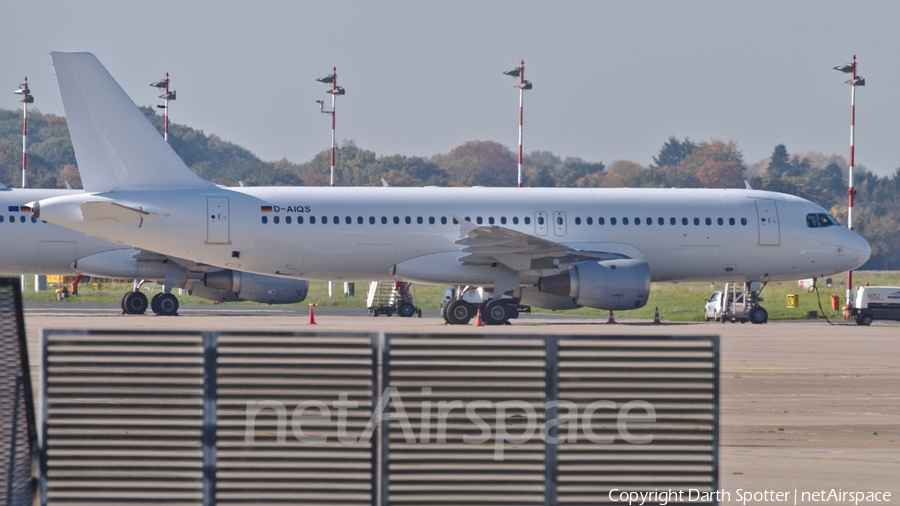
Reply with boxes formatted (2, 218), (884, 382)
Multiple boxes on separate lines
(33, 186), (871, 286)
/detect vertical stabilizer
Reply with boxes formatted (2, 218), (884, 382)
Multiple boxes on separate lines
(51, 52), (213, 192)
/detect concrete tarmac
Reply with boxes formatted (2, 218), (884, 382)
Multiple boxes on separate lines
(22, 303), (900, 504)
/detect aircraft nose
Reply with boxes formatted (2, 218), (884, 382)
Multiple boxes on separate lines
(845, 230), (871, 269)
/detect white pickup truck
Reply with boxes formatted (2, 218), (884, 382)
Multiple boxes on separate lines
(850, 286), (900, 326)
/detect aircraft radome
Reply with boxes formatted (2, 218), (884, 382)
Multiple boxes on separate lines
(31, 52), (870, 325)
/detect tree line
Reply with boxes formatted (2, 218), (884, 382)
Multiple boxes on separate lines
(1, 108), (898, 269)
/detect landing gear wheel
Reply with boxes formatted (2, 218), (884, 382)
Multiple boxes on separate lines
(150, 293), (163, 314)
(156, 293), (179, 316)
(483, 299), (511, 326)
(122, 291), (148, 315)
(749, 306), (768, 324)
(397, 301), (416, 318)
(445, 299), (474, 325)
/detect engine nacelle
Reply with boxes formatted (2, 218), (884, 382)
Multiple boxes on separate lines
(518, 287), (581, 310)
(538, 259), (650, 310)
(73, 248), (168, 280)
(203, 270), (308, 304)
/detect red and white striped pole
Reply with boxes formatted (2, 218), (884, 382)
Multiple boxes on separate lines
(331, 67), (337, 187)
(517, 60), (524, 188)
(164, 73), (170, 142)
(17, 77), (33, 188)
(22, 88), (28, 189)
(834, 55), (865, 307)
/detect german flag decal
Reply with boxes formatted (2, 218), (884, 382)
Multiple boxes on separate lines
(19, 205), (31, 212)
(260, 206), (273, 212)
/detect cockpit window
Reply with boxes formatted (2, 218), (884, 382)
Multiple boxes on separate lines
(807, 213), (840, 228)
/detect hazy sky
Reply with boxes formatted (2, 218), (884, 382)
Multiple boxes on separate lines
(3, 1), (899, 176)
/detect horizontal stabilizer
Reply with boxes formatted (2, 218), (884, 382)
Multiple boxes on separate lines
(51, 52), (213, 192)
(80, 201), (153, 227)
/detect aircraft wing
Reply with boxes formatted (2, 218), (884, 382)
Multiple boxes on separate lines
(454, 217), (626, 271)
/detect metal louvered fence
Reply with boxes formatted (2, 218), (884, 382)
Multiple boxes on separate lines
(41, 331), (718, 506)
(1, 278), (37, 506)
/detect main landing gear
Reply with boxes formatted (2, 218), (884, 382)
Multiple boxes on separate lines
(120, 280), (179, 316)
(444, 299), (522, 326)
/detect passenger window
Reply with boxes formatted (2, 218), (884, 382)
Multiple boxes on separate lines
(452, 217), (458, 224)
(623, 217), (629, 225)
(298, 216), (304, 224)
(634, 217), (640, 225)
(394, 217), (400, 224)
(346, 216), (352, 224)
(405, 216), (411, 224)
(658, 217), (664, 226)
(334, 216), (339, 224)
(525, 217), (531, 225)
(729, 217), (735, 226)
(358, 216), (364, 224)
(31, 217), (36, 223)
(705, 217), (711, 226)
(611, 217), (617, 225)
(694, 218), (700, 226)
(741, 218), (747, 226)
(599, 217), (605, 225)
(369, 216), (375, 224)
(465, 216), (471, 222)
(322, 216), (328, 224)
(556, 216), (563, 225)
(19, 216), (25, 223)
(261, 216), (268, 224)
(575, 217), (581, 225)
(682, 217), (688, 225)
(0, 216), (4, 223)
(716, 217), (722, 225)
(417, 217), (423, 224)
(477, 217), (483, 224)
(537, 216), (544, 225)
(647, 217), (653, 225)
(441, 217), (447, 225)
(274, 216), (280, 224)
(587, 217), (593, 225)
(500, 217), (507, 225)
(381, 217), (387, 224)
(8, 216), (13, 223)
(286, 216), (292, 224)
(489, 217), (495, 225)
(311, 216), (317, 224)
(670, 217), (676, 225)
(513, 217), (519, 225)
(429, 217), (435, 224)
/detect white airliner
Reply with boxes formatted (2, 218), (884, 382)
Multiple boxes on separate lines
(31, 52), (871, 325)
(0, 187), (308, 315)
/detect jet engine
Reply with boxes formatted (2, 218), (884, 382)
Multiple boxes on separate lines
(537, 259), (650, 310)
(518, 287), (581, 310)
(203, 270), (308, 304)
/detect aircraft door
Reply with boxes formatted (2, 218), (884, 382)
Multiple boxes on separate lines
(534, 211), (548, 236)
(207, 197), (230, 244)
(755, 200), (780, 246)
(553, 211), (567, 236)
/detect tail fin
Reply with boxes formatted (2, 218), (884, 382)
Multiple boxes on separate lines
(51, 52), (213, 192)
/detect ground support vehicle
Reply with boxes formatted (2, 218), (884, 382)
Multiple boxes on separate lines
(850, 286), (900, 326)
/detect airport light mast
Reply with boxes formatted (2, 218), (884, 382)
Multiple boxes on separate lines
(316, 67), (345, 187)
(14, 78), (34, 188)
(150, 74), (176, 141)
(503, 60), (532, 188)
(833, 56), (865, 307)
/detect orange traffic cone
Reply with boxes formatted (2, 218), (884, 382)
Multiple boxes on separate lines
(607, 310), (617, 324)
(474, 308), (484, 327)
(653, 307), (661, 325)
(307, 304), (317, 325)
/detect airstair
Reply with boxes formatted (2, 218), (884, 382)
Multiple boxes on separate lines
(366, 281), (421, 317)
